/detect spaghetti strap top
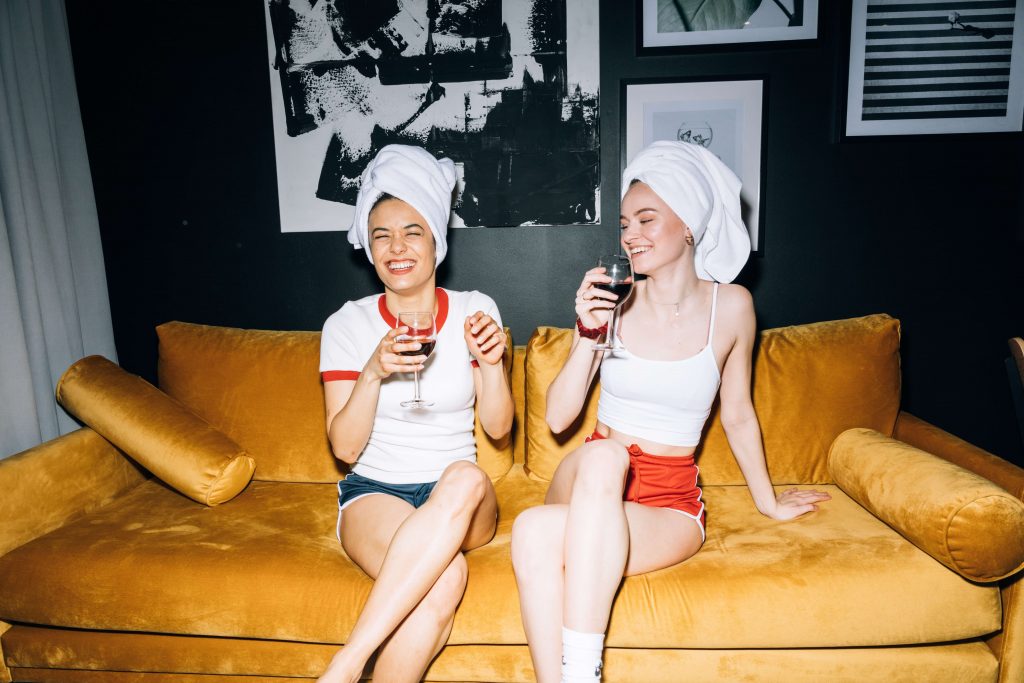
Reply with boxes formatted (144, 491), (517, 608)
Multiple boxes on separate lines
(597, 283), (722, 447)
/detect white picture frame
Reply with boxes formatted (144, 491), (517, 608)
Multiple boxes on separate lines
(845, 0), (1024, 136)
(641, 0), (818, 49)
(622, 78), (766, 251)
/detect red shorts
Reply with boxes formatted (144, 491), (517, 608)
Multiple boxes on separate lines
(586, 431), (705, 536)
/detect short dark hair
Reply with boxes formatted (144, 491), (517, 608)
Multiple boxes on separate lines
(371, 192), (397, 212)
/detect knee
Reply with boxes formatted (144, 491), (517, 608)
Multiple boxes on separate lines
(424, 553), (469, 614)
(434, 461), (489, 516)
(511, 509), (562, 579)
(573, 441), (629, 496)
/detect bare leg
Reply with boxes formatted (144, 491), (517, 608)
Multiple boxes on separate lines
(512, 441), (704, 682)
(559, 440), (630, 633)
(373, 467), (497, 682)
(512, 504), (569, 683)
(318, 462), (497, 683)
(372, 553), (468, 682)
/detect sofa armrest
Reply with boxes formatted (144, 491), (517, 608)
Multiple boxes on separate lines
(894, 412), (1024, 499)
(0, 428), (146, 558)
(829, 428), (1024, 583)
(893, 413), (1024, 682)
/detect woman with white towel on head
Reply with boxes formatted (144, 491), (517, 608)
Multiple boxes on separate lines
(318, 145), (513, 683)
(511, 141), (830, 683)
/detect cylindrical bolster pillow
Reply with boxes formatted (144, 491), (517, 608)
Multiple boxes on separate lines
(57, 356), (255, 506)
(829, 428), (1024, 582)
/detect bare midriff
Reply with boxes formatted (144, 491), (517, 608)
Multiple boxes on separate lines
(595, 421), (698, 458)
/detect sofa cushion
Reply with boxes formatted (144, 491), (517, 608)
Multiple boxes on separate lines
(156, 322), (513, 483)
(0, 469), (998, 649)
(525, 315), (902, 484)
(830, 428), (1024, 582)
(56, 356), (255, 506)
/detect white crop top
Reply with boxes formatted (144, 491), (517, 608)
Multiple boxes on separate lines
(597, 283), (721, 447)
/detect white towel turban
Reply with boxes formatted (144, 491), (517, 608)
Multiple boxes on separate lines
(621, 140), (750, 283)
(348, 144), (458, 266)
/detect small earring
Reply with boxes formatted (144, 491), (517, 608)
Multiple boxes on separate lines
(685, 234), (694, 246)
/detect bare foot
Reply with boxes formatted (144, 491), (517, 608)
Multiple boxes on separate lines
(317, 648), (363, 683)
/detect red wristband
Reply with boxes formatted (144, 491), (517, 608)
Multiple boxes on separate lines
(576, 317), (608, 340)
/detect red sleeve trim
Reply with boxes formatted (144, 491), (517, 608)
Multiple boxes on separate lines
(470, 360), (480, 368)
(322, 370), (360, 382)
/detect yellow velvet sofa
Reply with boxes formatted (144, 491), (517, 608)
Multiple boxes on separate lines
(2, 314), (1024, 683)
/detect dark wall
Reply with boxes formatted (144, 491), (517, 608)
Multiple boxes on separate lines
(66, 1), (1024, 464)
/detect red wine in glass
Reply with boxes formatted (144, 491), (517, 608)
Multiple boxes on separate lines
(594, 282), (633, 300)
(591, 255), (633, 351)
(398, 340), (436, 357)
(397, 311), (436, 408)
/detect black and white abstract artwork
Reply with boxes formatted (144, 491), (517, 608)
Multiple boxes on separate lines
(265, 0), (600, 232)
(846, 0), (1024, 136)
(641, 0), (818, 48)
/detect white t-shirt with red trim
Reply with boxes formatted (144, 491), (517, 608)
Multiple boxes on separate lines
(320, 288), (501, 484)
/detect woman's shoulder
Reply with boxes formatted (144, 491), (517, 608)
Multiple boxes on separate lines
(714, 283), (755, 325)
(323, 294), (381, 330)
(716, 282), (752, 304)
(443, 288), (499, 312)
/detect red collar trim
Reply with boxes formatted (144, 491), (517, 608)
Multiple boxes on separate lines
(377, 288), (448, 332)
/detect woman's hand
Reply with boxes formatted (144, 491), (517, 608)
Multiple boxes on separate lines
(364, 326), (426, 381)
(465, 311), (506, 366)
(575, 267), (619, 329)
(764, 487), (832, 521)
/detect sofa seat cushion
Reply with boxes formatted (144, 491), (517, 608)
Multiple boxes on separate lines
(0, 471), (1000, 648)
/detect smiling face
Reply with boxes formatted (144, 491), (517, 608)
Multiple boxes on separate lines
(368, 197), (437, 294)
(619, 181), (692, 276)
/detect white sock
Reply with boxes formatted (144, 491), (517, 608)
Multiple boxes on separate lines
(561, 626), (605, 682)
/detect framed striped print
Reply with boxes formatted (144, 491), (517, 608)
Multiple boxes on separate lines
(846, 0), (1024, 136)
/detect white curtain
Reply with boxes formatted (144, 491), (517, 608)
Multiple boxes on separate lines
(0, 0), (116, 459)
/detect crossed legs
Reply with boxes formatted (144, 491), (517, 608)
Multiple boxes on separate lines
(319, 461), (497, 683)
(511, 440), (703, 683)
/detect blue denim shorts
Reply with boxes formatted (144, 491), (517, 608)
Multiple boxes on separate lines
(336, 473), (438, 541)
(338, 473), (438, 510)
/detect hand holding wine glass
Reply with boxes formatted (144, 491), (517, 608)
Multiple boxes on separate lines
(396, 311), (436, 408)
(590, 255), (633, 351)
(575, 266), (618, 330)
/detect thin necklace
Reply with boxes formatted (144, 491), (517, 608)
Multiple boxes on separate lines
(644, 288), (685, 316)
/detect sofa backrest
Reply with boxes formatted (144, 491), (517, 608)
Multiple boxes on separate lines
(156, 322), (514, 483)
(524, 314), (902, 485)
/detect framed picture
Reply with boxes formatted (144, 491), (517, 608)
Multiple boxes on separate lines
(845, 0), (1024, 137)
(621, 78), (766, 252)
(640, 0), (818, 50)
(264, 0), (600, 233)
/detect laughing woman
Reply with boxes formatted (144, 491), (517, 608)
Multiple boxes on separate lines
(318, 145), (513, 683)
(511, 141), (830, 683)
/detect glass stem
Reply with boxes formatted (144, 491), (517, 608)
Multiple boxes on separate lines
(413, 369), (421, 401)
(605, 308), (619, 347)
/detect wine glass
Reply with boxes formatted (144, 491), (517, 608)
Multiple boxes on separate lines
(591, 255), (634, 352)
(396, 311), (436, 408)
